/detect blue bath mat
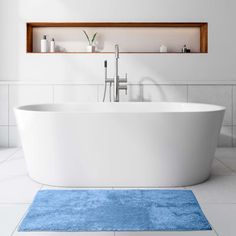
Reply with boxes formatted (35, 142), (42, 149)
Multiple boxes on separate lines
(19, 189), (211, 232)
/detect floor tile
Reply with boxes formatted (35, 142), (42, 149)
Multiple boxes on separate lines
(0, 148), (18, 164)
(114, 231), (216, 236)
(0, 158), (28, 180)
(215, 148), (236, 172)
(8, 150), (24, 161)
(41, 185), (114, 190)
(0, 204), (28, 236)
(187, 175), (236, 204)
(211, 159), (233, 176)
(0, 175), (41, 204)
(14, 232), (114, 236)
(2, 148), (236, 236)
(202, 203), (236, 236)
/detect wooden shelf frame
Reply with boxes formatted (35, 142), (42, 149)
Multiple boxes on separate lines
(26, 22), (208, 54)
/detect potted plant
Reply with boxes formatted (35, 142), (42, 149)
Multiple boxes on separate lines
(83, 30), (97, 52)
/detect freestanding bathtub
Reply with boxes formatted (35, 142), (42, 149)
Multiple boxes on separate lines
(14, 102), (225, 187)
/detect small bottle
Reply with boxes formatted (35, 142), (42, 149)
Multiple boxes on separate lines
(50, 38), (55, 53)
(182, 45), (188, 53)
(41, 35), (48, 53)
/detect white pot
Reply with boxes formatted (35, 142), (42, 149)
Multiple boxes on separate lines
(160, 45), (168, 53)
(86, 45), (95, 53)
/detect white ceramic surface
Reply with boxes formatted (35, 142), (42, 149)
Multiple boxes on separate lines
(14, 102), (225, 187)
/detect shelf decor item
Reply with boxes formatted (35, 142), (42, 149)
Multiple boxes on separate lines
(26, 22), (208, 54)
(40, 35), (48, 52)
(83, 30), (97, 52)
(160, 45), (168, 53)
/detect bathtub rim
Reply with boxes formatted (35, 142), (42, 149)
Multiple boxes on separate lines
(14, 102), (226, 114)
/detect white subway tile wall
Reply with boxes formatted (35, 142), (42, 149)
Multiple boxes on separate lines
(0, 127), (8, 147)
(188, 85), (232, 126)
(142, 85), (188, 102)
(0, 85), (8, 125)
(233, 126), (236, 147)
(9, 85), (53, 125)
(219, 126), (233, 147)
(0, 83), (235, 147)
(233, 86), (236, 126)
(9, 126), (20, 148)
(54, 85), (99, 103)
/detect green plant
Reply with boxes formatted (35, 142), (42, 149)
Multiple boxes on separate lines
(83, 30), (97, 46)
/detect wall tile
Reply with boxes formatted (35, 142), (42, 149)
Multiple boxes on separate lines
(0, 85), (8, 125)
(0, 126), (8, 147)
(233, 86), (236, 125)
(218, 126), (233, 147)
(188, 85), (232, 125)
(2, 83), (235, 148)
(99, 84), (143, 102)
(9, 126), (21, 148)
(120, 85), (144, 102)
(142, 85), (187, 102)
(54, 85), (99, 103)
(233, 126), (236, 147)
(9, 85), (53, 125)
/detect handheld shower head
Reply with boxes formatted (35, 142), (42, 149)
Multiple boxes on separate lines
(115, 44), (119, 59)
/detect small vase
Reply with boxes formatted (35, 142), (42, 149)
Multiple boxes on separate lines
(160, 45), (168, 53)
(86, 45), (95, 53)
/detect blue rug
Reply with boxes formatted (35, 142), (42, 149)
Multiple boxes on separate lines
(19, 189), (211, 232)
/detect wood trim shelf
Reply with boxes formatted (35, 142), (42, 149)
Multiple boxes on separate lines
(27, 52), (206, 54)
(26, 22), (208, 54)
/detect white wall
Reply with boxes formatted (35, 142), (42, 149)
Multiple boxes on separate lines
(0, 0), (236, 83)
(0, 0), (236, 147)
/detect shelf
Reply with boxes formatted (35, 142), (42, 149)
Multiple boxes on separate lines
(26, 22), (208, 54)
(27, 52), (205, 54)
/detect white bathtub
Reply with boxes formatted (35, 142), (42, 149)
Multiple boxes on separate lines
(15, 102), (225, 187)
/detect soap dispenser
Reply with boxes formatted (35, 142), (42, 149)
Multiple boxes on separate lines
(182, 45), (188, 53)
(41, 35), (48, 53)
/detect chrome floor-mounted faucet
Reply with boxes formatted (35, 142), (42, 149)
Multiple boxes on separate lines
(103, 44), (128, 102)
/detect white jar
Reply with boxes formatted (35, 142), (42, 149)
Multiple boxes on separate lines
(86, 45), (95, 53)
(160, 45), (168, 53)
(41, 35), (48, 53)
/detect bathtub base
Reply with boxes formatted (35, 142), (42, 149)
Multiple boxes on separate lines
(15, 103), (224, 187)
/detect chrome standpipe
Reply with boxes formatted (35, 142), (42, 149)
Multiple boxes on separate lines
(103, 44), (128, 102)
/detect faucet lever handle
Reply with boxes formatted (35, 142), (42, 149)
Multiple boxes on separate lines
(119, 85), (128, 95)
(119, 73), (128, 83)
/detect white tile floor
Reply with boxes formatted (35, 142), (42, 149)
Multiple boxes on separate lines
(1, 148), (236, 236)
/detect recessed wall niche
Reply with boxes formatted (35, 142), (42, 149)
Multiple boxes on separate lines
(27, 22), (208, 54)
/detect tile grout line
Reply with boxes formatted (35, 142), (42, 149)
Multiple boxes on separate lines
(231, 85), (234, 147)
(97, 84), (100, 102)
(186, 84), (189, 102)
(10, 184), (43, 235)
(52, 84), (55, 104)
(0, 148), (20, 165)
(216, 158), (236, 174)
(7, 84), (10, 148)
(232, 85), (234, 147)
(10, 204), (30, 236)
